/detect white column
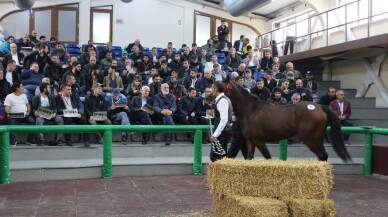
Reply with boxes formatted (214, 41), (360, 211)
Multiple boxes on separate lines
(78, 0), (91, 45)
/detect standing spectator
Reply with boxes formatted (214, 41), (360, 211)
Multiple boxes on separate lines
(329, 90), (353, 144)
(32, 83), (64, 146)
(56, 84), (90, 147)
(217, 19), (229, 42)
(284, 21), (296, 55)
(4, 82), (35, 146)
(153, 83), (177, 146)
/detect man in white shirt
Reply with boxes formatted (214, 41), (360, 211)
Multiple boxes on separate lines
(4, 82), (36, 146)
(209, 81), (232, 161)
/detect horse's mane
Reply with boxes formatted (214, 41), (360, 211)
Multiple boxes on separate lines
(230, 82), (260, 103)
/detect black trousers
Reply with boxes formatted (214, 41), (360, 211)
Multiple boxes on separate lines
(63, 115), (89, 142)
(227, 121), (249, 159)
(210, 130), (231, 162)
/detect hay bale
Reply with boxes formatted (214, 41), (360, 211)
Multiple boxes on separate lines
(208, 159), (332, 199)
(282, 198), (335, 217)
(212, 195), (288, 217)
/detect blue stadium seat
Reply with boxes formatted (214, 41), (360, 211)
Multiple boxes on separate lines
(111, 46), (122, 52)
(114, 51), (122, 57)
(142, 47), (150, 52)
(70, 53), (81, 60)
(216, 52), (225, 59)
(67, 44), (79, 49)
(81, 44), (89, 51)
(67, 48), (81, 54)
(96, 45), (106, 53)
(253, 71), (265, 80)
(172, 48), (178, 52)
(14, 39), (20, 44)
(157, 47), (163, 52)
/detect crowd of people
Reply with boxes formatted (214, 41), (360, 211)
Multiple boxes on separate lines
(0, 29), (352, 148)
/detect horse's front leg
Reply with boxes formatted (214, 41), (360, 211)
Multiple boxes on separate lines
(247, 140), (255, 160)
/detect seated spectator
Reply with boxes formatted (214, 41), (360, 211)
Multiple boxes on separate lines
(148, 74), (161, 98)
(4, 60), (18, 85)
(61, 56), (78, 73)
(39, 36), (47, 45)
(17, 34), (33, 52)
(236, 63), (247, 77)
(0, 68), (11, 103)
(290, 79), (313, 102)
(250, 78), (270, 101)
(241, 38), (253, 59)
(150, 47), (160, 65)
(204, 54), (219, 73)
(85, 64), (103, 95)
(243, 50), (260, 72)
(116, 50), (128, 71)
(32, 83), (64, 146)
(318, 87), (337, 106)
(137, 54), (153, 76)
(84, 83), (111, 143)
(303, 71), (318, 100)
(183, 68), (201, 91)
(195, 86), (213, 126)
(263, 70), (277, 92)
(243, 70), (256, 90)
(129, 86), (154, 144)
(212, 64), (226, 82)
(189, 55), (204, 75)
(126, 39), (143, 54)
(61, 61), (85, 91)
(35, 77), (57, 96)
(61, 75), (85, 98)
(3, 43), (24, 70)
(202, 39), (216, 55)
(235, 76), (250, 92)
(212, 35), (220, 52)
(129, 45), (143, 67)
(218, 35), (232, 54)
(289, 93), (301, 104)
(198, 48), (211, 65)
(279, 79), (291, 102)
(153, 83), (176, 146)
(224, 48), (242, 72)
(282, 62), (301, 79)
(29, 30), (39, 46)
(164, 49), (175, 67)
(56, 84), (90, 147)
(126, 75), (142, 101)
(285, 71), (296, 90)
(120, 58), (136, 85)
(329, 90), (353, 144)
(175, 87), (198, 143)
(43, 53), (62, 90)
(266, 87), (287, 105)
(52, 42), (67, 65)
(0, 36), (14, 55)
(178, 60), (190, 83)
(190, 43), (201, 57)
(103, 65), (124, 94)
(23, 43), (52, 73)
(181, 47), (193, 62)
(98, 42), (115, 61)
(100, 50), (114, 70)
(260, 50), (274, 71)
(169, 76), (186, 102)
(4, 82), (35, 146)
(172, 53), (183, 70)
(21, 62), (43, 96)
(272, 56), (286, 73)
(106, 88), (130, 144)
(199, 70), (215, 93)
(158, 60), (171, 82)
(80, 45), (97, 66)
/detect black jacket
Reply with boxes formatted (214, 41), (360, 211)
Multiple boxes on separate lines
(56, 94), (85, 115)
(177, 95), (197, 116)
(32, 94), (57, 114)
(0, 79), (11, 101)
(129, 95), (153, 112)
(84, 94), (108, 119)
(250, 86), (271, 101)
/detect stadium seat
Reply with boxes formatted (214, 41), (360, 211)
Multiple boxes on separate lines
(253, 71), (265, 80)
(96, 45), (106, 53)
(67, 44), (79, 49)
(142, 47), (150, 52)
(67, 48), (81, 55)
(81, 44), (89, 51)
(111, 46), (122, 52)
(157, 47), (163, 52)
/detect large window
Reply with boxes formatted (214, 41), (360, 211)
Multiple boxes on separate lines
(0, 4), (79, 43)
(90, 6), (113, 44)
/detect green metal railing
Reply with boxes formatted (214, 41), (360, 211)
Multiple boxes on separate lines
(1, 125), (387, 184)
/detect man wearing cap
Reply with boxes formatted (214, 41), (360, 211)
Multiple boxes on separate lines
(56, 83), (90, 147)
(217, 19), (229, 43)
(84, 82), (111, 142)
(106, 88), (130, 144)
(153, 83), (176, 146)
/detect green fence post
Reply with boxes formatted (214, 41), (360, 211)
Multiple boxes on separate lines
(364, 132), (373, 176)
(193, 130), (203, 175)
(0, 132), (11, 184)
(102, 130), (113, 179)
(279, 139), (288, 161)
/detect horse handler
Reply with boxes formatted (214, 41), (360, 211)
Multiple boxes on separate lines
(209, 81), (233, 162)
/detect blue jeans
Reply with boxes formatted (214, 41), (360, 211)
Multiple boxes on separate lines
(110, 112), (130, 136)
(23, 85), (37, 95)
(36, 116), (64, 141)
(8, 116), (35, 142)
(162, 114), (174, 140)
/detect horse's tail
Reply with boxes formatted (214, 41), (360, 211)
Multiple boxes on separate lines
(321, 105), (352, 162)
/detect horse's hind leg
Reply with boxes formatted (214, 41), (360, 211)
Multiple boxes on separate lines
(247, 140), (255, 160)
(255, 141), (272, 159)
(303, 138), (328, 161)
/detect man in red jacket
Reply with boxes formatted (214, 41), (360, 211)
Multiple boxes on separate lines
(329, 90), (353, 144)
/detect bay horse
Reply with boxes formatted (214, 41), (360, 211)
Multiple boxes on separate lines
(229, 82), (351, 162)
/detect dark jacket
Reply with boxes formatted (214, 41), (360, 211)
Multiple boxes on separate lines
(84, 94), (108, 118)
(61, 70), (85, 90)
(126, 43), (143, 53)
(183, 77), (201, 91)
(23, 51), (53, 72)
(0, 79), (11, 101)
(290, 88), (313, 102)
(153, 93), (177, 114)
(250, 86), (271, 101)
(21, 70), (43, 86)
(260, 57), (274, 71)
(318, 93), (336, 106)
(55, 94), (85, 115)
(3, 52), (24, 68)
(263, 78), (277, 92)
(189, 61), (204, 74)
(43, 62), (62, 84)
(177, 95), (197, 116)
(194, 96), (211, 118)
(32, 94), (57, 114)
(199, 77), (215, 93)
(129, 95), (153, 112)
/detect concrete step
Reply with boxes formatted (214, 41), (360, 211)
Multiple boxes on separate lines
(317, 89), (357, 98)
(352, 108), (388, 119)
(346, 98), (376, 108)
(317, 81), (341, 90)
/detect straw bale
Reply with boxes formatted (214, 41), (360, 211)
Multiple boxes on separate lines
(211, 195), (288, 217)
(208, 158), (332, 199)
(281, 198), (335, 217)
